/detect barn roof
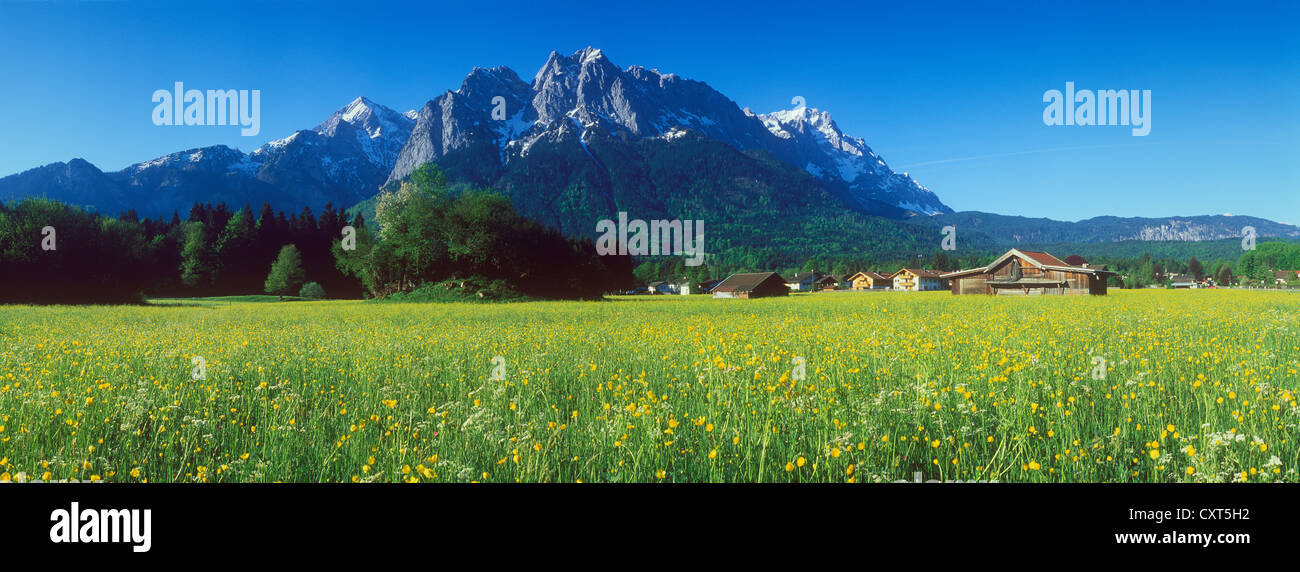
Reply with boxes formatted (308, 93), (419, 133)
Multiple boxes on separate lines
(712, 272), (786, 293)
(1019, 250), (1069, 266)
(941, 248), (1118, 279)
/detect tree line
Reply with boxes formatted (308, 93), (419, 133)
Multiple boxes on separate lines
(0, 163), (634, 303)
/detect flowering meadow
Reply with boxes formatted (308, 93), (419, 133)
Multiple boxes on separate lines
(0, 289), (1295, 483)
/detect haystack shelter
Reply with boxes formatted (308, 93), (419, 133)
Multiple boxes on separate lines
(941, 249), (1116, 296)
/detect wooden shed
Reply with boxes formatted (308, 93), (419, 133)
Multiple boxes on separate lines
(711, 272), (790, 299)
(815, 275), (840, 291)
(941, 249), (1116, 296)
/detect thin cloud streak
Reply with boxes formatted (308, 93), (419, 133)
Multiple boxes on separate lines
(896, 142), (1171, 170)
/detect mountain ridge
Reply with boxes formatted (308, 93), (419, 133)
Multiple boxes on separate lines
(2, 47), (1295, 251)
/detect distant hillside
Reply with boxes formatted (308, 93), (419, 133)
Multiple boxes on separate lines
(1018, 237), (1300, 264)
(913, 211), (1300, 244)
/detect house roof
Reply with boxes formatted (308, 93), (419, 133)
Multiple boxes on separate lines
(941, 248), (1118, 279)
(783, 272), (824, 283)
(849, 271), (890, 281)
(713, 272), (787, 293)
(890, 268), (945, 279)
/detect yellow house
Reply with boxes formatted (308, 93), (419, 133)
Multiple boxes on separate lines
(847, 271), (891, 290)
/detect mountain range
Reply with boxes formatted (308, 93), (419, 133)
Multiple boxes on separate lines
(2, 47), (1296, 252)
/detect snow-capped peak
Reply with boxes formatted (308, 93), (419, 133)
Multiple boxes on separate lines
(756, 106), (950, 215)
(319, 96), (413, 141)
(340, 96), (376, 123)
(759, 107), (862, 156)
(577, 46), (604, 64)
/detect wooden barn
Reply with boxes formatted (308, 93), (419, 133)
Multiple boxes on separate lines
(890, 268), (949, 291)
(941, 249), (1116, 296)
(847, 271), (891, 290)
(711, 272), (790, 299)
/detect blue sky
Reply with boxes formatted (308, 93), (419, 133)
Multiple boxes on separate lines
(1, 0), (1296, 223)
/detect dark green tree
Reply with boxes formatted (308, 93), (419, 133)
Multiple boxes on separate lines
(1187, 257), (1204, 281)
(264, 244), (306, 296)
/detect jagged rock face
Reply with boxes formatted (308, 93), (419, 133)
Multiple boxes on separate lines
(388, 67), (531, 185)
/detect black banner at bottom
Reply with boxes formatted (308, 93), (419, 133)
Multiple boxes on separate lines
(0, 483), (1286, 561)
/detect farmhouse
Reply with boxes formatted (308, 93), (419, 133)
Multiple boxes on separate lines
(698, 278), (723, 293)
(783, 272), (825, 292)
(1275, 270), (1300, 285)
(712, 272), (790, 299)
(847, 271), (891, 290)
(942, 249), (1116, 296)
(647, 281), (678, 295)
(890, 268), (948, 291)
(816, 275), (840, 291)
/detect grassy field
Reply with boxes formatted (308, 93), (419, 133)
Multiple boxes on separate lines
(0, 289), (1295, 483)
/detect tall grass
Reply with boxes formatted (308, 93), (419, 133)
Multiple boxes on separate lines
(0, 290), (1295, 483)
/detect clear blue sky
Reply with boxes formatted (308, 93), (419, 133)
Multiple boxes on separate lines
(1, 0), (1296, 223)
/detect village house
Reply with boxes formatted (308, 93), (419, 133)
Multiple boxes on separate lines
(783, 272), (825, 292)
(890, 268), (949, 291)
(697, 278), (723, 293)
(1168, 274), (1198, 288)
(941, 249), (1116, 296)
(847, 271), (891, 290)
(712, 272), (790, 299)
(647, 281), (678, 295)
(816, 275), (840, 291)
(1275, 270), (1300, 286)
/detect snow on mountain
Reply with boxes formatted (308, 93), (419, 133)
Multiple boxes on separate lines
(389, 47), (952, 215)
(255, 96), (413, 170)
(1, 48), (955, 219)
(757, 106), (951, 215)
(242, 96), (415, 206)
